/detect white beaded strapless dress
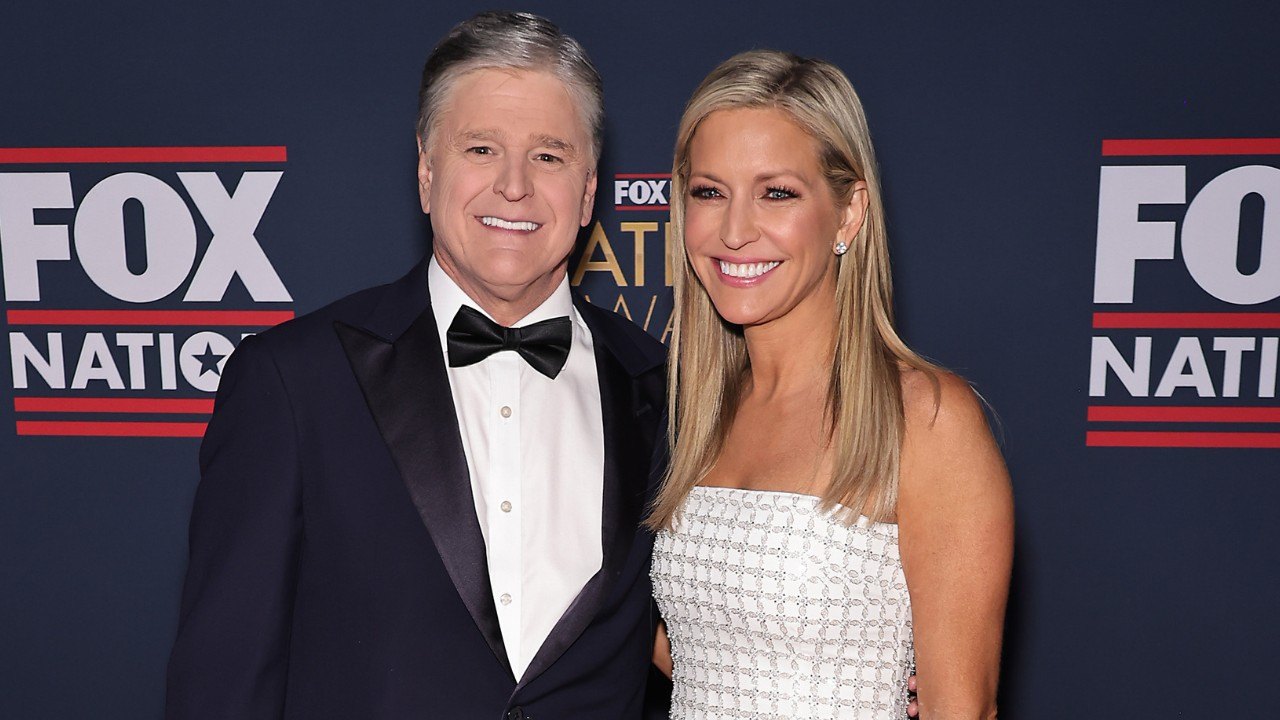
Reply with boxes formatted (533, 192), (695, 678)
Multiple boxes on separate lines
(651, 486), (913, 719)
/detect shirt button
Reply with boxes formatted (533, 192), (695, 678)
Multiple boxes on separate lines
(500, 405), (512, 418)
(499, 593), (512, 606)
(500, 500), (513, 513)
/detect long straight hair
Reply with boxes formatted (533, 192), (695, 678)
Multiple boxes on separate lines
(646, 50), (938, 531)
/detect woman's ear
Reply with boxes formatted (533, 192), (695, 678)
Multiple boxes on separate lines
(837, 180), (870, 247)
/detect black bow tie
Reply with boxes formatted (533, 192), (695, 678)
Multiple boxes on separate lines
(446, 305), (572, 379)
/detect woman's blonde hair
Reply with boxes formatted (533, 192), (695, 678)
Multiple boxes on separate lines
(646, 50), (938, 530)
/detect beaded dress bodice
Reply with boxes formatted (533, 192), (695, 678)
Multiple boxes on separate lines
(651, 486), (913, 719)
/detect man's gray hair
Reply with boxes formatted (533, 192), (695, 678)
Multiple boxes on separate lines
(416, 11), (604, 162)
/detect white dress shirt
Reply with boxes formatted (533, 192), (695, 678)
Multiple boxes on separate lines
(428, 257), (604, 680)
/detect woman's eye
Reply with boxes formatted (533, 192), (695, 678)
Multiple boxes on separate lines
(765, 186), (798, 200)
(690, 185), (722, 199)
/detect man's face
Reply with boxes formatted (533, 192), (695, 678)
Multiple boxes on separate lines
(418, 68), (597, 317)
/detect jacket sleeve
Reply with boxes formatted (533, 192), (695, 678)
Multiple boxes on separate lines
(165, 334), (302, 719)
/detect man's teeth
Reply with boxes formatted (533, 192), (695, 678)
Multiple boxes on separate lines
(719, 260), (781, 279)
(481, 216), (539, 231)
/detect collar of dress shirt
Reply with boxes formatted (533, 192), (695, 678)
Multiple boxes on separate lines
(427, 255), (583, 357)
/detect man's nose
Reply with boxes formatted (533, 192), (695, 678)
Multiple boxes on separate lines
(493, 155), (533, 202)
(720, 197), (759, 250)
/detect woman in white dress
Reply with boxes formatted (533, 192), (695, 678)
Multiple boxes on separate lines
(648, 51), (1014, 719)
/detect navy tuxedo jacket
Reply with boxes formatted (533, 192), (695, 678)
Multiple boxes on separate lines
(165, 260), (668, 719)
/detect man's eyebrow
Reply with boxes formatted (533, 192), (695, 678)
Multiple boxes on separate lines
(456, 129), (503, 143)
(533, 134), (579, 155)
(452, 129), (579, 156)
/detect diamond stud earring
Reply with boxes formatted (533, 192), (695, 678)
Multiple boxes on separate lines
(833, 241), (849, 256)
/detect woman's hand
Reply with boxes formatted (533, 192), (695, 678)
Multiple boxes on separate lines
(653, 620), (673, 679)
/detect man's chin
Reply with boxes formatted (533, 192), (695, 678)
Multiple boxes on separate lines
(473, 263), (567, 299)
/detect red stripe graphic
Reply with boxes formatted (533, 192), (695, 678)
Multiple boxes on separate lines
(1088, 406), (1280, 423)
(1086, 431), (1280, 448)
(14, 397), (214, 414)
(7, 309), (294, 326)
(1092, 312), (1280, 329)
(615, 173), (670, 179)
(615, 205), (670, 211)
(1101, 138), (1280, 157)
(0, 146), (287, 164)
(16, 420), (207, 438)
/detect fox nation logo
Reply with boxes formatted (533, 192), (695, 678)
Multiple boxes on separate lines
(0, 146), (293, 437)
(1087, 139), (1280, 448)
(565, 173), (675, 341)
(613, 174), (670, 210)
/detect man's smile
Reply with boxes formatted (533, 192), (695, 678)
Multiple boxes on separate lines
(479, 215), (542, 232)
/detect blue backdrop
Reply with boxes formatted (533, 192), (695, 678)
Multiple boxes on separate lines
(2, 2), (1277, 718)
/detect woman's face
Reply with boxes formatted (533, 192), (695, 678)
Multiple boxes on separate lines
(683, 107), (865, 330)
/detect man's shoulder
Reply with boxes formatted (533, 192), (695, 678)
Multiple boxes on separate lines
(243, 269), (422, 366)
(576, 298), (667, 376)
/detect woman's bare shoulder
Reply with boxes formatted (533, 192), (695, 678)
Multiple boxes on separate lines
(900, 367), (985, 434)
(898, 366), (1007, 499)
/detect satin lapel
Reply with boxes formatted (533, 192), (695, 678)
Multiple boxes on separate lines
(516, 341), (653, 689)
(334, 307), (513, 681)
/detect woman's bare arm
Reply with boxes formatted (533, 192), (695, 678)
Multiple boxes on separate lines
(898, 371), (1014, 720)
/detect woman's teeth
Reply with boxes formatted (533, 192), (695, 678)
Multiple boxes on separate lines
(481, 216), (539, 231)
(719, 260), (780, 279)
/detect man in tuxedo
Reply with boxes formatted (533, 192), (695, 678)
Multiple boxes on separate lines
(165, 11), (666, 719)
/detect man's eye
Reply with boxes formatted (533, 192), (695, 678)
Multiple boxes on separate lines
(467, 146), (493, 155)
(690, 185), (722, 199)
(765, 186), (798, 200)
(535, 153), (563, 164)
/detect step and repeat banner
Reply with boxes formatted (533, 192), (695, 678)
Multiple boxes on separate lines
(1, 2), (1275, 718)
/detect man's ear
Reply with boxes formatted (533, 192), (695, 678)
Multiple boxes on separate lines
(837, 180), (870, 246)
(416, 137), (432, 214)
(579, 169), (598, 227)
